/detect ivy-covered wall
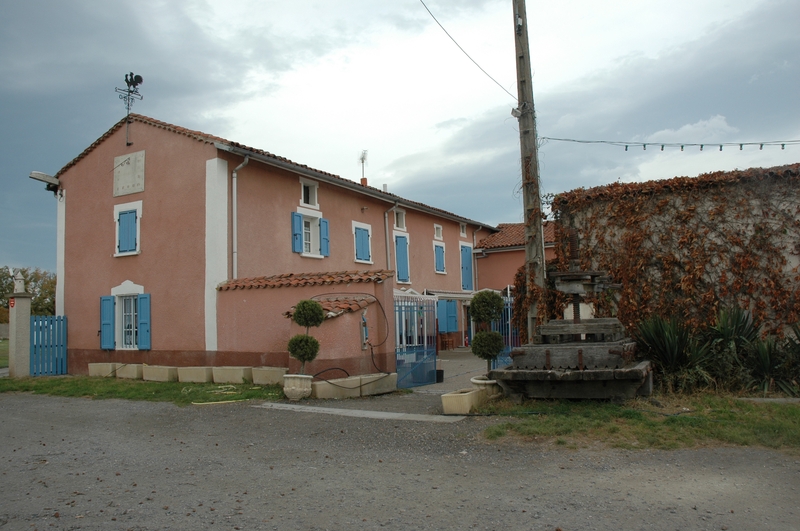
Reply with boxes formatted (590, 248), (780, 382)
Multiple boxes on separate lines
(550, 163), (800, 334)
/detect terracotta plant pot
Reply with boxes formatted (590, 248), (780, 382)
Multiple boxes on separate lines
(283, 374), (313, 401)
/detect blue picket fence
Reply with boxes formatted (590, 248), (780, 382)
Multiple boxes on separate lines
(30, 316), (68, 376)
(395, 293), (438, 388)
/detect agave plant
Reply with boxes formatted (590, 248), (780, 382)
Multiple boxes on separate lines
(747, 334), (800, 397)
(702, 307), (760, 391)
(635, 315), (692, 374)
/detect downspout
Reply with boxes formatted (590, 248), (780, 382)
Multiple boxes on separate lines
(384, 202), (399, 272)
(232, 155), (249, 279)
(472, 226), (482, 290)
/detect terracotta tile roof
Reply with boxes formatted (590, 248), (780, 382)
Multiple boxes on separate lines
(55, 114), (495, 229)
(477, 221), (555, 250)
(218, 270), (394, 291)
(283, 295), (376, 320)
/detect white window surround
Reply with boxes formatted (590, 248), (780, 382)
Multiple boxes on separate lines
(434, 224), (443, 240)
(299, 178), (319, 209)
(113, 200), (142, 257)
(352, 220), (373, 264)
(394, 209), (406, 230)
(110, 280), (144, 350)
(433, 241), (446, 275)
(459, 223), (467, 237)
(297, 206), (324, 259)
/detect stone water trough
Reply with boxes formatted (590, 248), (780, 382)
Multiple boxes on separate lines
(490, 268), (653, 400)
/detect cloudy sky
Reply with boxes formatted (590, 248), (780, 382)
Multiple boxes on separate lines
(2, 0), (798, 271)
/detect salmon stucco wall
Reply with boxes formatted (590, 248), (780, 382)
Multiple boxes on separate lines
(216, 278), (395, 376)
(60, 120), (216, 356)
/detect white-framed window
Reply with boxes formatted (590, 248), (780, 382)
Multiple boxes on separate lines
(292, 207), (329, 259)
(394, 209), (406, 230)
(100, 280), (151, 351)
(352, 221), (373, 264)
(433, 242), (446, 274)
(459, 222), (467, 237)
(113, 200), (142, 257)
(434, 224), (443, 240)
(300, 178), (319, 208)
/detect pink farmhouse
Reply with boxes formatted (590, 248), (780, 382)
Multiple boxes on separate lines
(49, 114), (515, 378)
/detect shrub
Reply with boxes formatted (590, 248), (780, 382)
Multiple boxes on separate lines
(292, 299), (324, 332)
(471, 330), (506, 374)
(470, 291), (504, 327)
(287, 334), (320, 375)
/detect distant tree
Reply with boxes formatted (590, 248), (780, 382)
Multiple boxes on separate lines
(0, 266), (56, 319)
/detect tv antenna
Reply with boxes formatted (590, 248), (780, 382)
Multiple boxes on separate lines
(359, 150), (368, 181)
(115, 72), (144, 145)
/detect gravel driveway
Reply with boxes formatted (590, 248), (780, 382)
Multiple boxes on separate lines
(1, 392), (798, 531)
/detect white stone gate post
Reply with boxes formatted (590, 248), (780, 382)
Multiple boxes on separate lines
(8, 272), (32, 378)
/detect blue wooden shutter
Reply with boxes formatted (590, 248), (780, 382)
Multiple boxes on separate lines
(435, 245), (445, 272)
(461, 245), (473, 290)
(118, 210), (137, 253)
(437, 300), (449, 332)
(100, 296), (115, 350)
(447, 300), (458, 331)
(137, 293), (151, 350)
(355, 227), (370, 261)
(319, 218), (330, 257)
(395, 235), (409, 282)
(291, 212), (303, 253)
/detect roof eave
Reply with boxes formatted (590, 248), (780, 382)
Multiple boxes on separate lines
(215, 142), (497, 230)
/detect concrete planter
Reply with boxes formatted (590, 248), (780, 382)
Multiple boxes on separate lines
(470, 375), (503, 399)
(142, 365), (178, 382)
(283, 374), (313, 400)
(212, 366), (253, 384)
(312, 376), (362, 399)
(177, 367), (214, 383)
(360, 373), (397, 396)
(252, 367), (289, 386)
(441, 388), (486, 415)
(88, 363), (118, 378)
(116, 364), (143, 380)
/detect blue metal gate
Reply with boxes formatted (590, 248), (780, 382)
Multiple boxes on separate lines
(30, 316), (68, 376)
(491, 296), (519, 369)
(395, 293), (437, 388)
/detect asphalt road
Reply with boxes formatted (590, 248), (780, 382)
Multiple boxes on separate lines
(1, 390), (799, 531)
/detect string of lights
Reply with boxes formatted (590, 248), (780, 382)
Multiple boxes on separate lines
(540, 137), (800, 151)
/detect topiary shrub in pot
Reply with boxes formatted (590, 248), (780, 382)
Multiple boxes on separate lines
(469, 291), (505, 375)
(284, 299), (325, 400)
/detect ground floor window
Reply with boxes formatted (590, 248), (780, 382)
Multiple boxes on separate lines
(120, 295), (138, 348)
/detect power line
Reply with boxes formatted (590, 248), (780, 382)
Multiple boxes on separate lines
(419, 0), (516, 101)
(540, 137), (800, 151)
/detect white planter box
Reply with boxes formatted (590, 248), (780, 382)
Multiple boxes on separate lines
(312, 376), (362, 399)
(88, 363), (118, 378)
(441, 388), (486, 415)
(177, 367), (214, 383)
(142, 365), (178, 382)
(212, 366), (253, 384)
(116, 364), (143, 380)
(252, 367), (289, 386)
(360, 373), (397, 396)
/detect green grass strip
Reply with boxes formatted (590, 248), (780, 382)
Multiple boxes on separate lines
(0, 376), (283, 406)
(479, 395), (800, 450)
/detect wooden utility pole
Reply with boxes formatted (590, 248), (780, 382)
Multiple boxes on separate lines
(513, 0), (546, 343)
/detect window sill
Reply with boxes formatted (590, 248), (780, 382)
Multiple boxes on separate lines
(114, 250), (140, 258)
(300, 202), (319, 210)
(397, 280), (412, 285)
(435, 270), (447, 275)
(355, 259), (374, 265)
(300, 252), (325, 260)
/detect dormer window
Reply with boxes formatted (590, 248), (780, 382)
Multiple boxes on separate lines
(300, 178), (319, 208)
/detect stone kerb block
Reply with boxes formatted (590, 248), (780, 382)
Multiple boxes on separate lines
(143, 365), (178, 382)
(212, 366), (253, 384)
(311, 376), (362, 399)
(178, 367), (214, 383)
(252, 367), (288, 386)
(360, 373), (397, 396)
(116, 364), (143, 380)
(88, 363), (118, 378)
